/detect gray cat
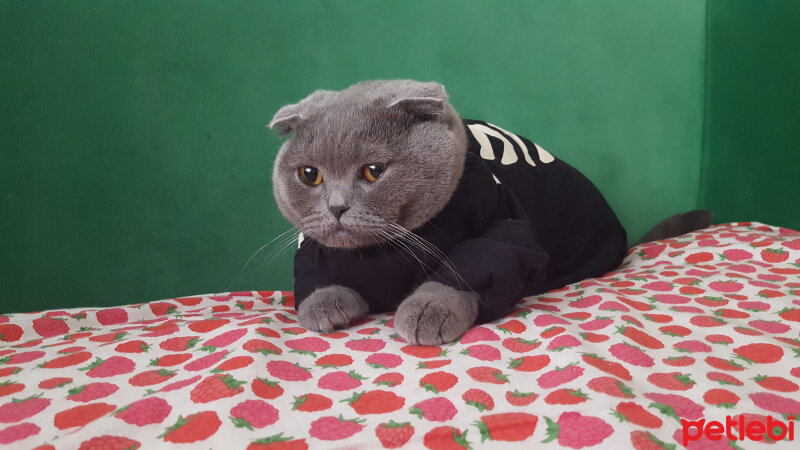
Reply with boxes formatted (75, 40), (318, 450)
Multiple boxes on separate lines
(269, 80), (710, 345)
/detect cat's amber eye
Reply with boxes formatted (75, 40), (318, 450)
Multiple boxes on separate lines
(362, 163), (385, 182)
(298, 166), (323, 186)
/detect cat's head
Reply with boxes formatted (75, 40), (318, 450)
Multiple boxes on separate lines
(270, 80), (467, 249)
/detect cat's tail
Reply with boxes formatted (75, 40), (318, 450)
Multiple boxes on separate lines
(638, 209), (714, 244)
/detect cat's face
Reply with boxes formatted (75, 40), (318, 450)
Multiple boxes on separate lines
(270, 80), (467, 249)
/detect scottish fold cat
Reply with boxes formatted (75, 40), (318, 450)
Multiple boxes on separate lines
(269, 80), (709, 345)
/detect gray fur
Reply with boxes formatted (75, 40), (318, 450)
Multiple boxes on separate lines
(393, 281), (479, 345)
(270, 80), (467, 248)
(296, 285), (369, 332)
(270, 80), (477, 343)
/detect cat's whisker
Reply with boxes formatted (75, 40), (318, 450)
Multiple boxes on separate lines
(238, 228), (302, 288)
(378, 229), (437, 275)
(385, 222), (474, 294)
(231, 227), (299, 289)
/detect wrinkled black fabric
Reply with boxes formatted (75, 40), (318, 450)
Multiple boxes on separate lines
(294, 119), (627, 323)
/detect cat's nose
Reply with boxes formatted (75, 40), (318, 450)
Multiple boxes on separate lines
(330, 205), (349, 220)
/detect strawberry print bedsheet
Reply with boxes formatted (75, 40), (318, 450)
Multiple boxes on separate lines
(1, 222), (799, 449)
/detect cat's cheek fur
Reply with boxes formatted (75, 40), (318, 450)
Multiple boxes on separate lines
(394, 281), (479, 345)
(296, 285), (369, 332)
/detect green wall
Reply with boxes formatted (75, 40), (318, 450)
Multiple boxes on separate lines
(1, 1), (709, 312)
(700, 0), (800, 230)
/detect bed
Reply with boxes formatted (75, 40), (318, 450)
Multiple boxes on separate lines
(1, 222), (798, 449)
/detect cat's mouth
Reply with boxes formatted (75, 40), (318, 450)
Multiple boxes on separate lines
(313, 222), (383, 249)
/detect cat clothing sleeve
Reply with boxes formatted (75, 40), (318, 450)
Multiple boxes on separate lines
(429, 219), (549, 323)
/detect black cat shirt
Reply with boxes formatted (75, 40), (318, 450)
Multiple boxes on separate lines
(294, 120), (628, 323)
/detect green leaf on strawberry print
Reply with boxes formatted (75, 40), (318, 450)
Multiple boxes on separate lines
(158, 415), (189, 439)
(541, 416), (559, 443)
(78, 357), (103, 372)
(230, 416), (254, 431)
(647, 402), (680, 422)
(251, 433), (294, 445)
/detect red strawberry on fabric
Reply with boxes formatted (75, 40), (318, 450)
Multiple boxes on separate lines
(0, 324), (23, 343)
(342, 390), (405, 414)
(543, 412), (613, 449)
(285, 336), (330, 357)
(587, 377), (635, 398)
(460, 344), (501, 361)
(149, 353), (192, 367)
(66, 383), (119, 402)
(544, 388), (589, 405)
(128, 369), (176, 387)
(309, 415), (366, 440)
(54, 403), (116, 430)
(77, 435), (140, 450)
(423, 426), (471, 450)
(419, 371), (458, 393)
(409, 397), (457, 422)
(644, 393), (704, 420)
(0, 395), (51, 422)
(733, 342), (783, 364)
(159, 336), (200, 352)
(466, 366), (509, 384)
(114, 340), (150, 354)
(267, 361), (312, 381)
(159, 411), (222, 443)
(537, 363), (584, 389)
(401, 345), (448, 359)
(647, 372), (696, 391)
(581, 353), (632, 380)
(749, 392), (800, 415)
(252, 378), (284, 399)
(187, 318), (229, 333)
(38, 377), (72, 390)
(346, 338), (386, 352)
(609, 342), (655, 367)
(502, 337), (541, 353)
(292, 393), (332, 412)
(459, 326), (500, 344)
(190, 374), (246, 403)
(32, 317), (69, 338)
(365, 353), (401, 369)
(702, 388), (740, 408)
(374, 373), (404, 388)
(185, 350), (229, 372)
(247, 433), (308, 450)
(0, 422), (41, 445)
(462, 388), (494, 411)
(318, 370), (367, 391)
(95, 308), (128, 325)
(200, 328), (248, 352)
(80, 356), (135, 378)
(505, 390), (539, 406)
(375, 420), (414, 449)
(115, 396), (172, 426)
(317, 354), (355, 368)
(0, 382), (24, 398)
(230, 399), (279, 429)
(613, 402), (662, 428)
(629, 430), (672, 450)
(475, 412), (538, 442)
(213, 355), (254, 373)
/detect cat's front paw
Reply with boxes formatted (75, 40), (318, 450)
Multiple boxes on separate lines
(297, 285), (369, 332)
(394, 281), (479, 346)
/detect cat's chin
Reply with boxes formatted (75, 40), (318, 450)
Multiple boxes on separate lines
(313, 228), (382, 250)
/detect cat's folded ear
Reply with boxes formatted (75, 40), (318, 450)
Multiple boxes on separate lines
(269, 90), (334, 136)
(387, 81), (448, 118)
(268, 104), (303, 136)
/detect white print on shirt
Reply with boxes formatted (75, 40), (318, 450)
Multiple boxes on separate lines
(467, 123), (554, 167)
